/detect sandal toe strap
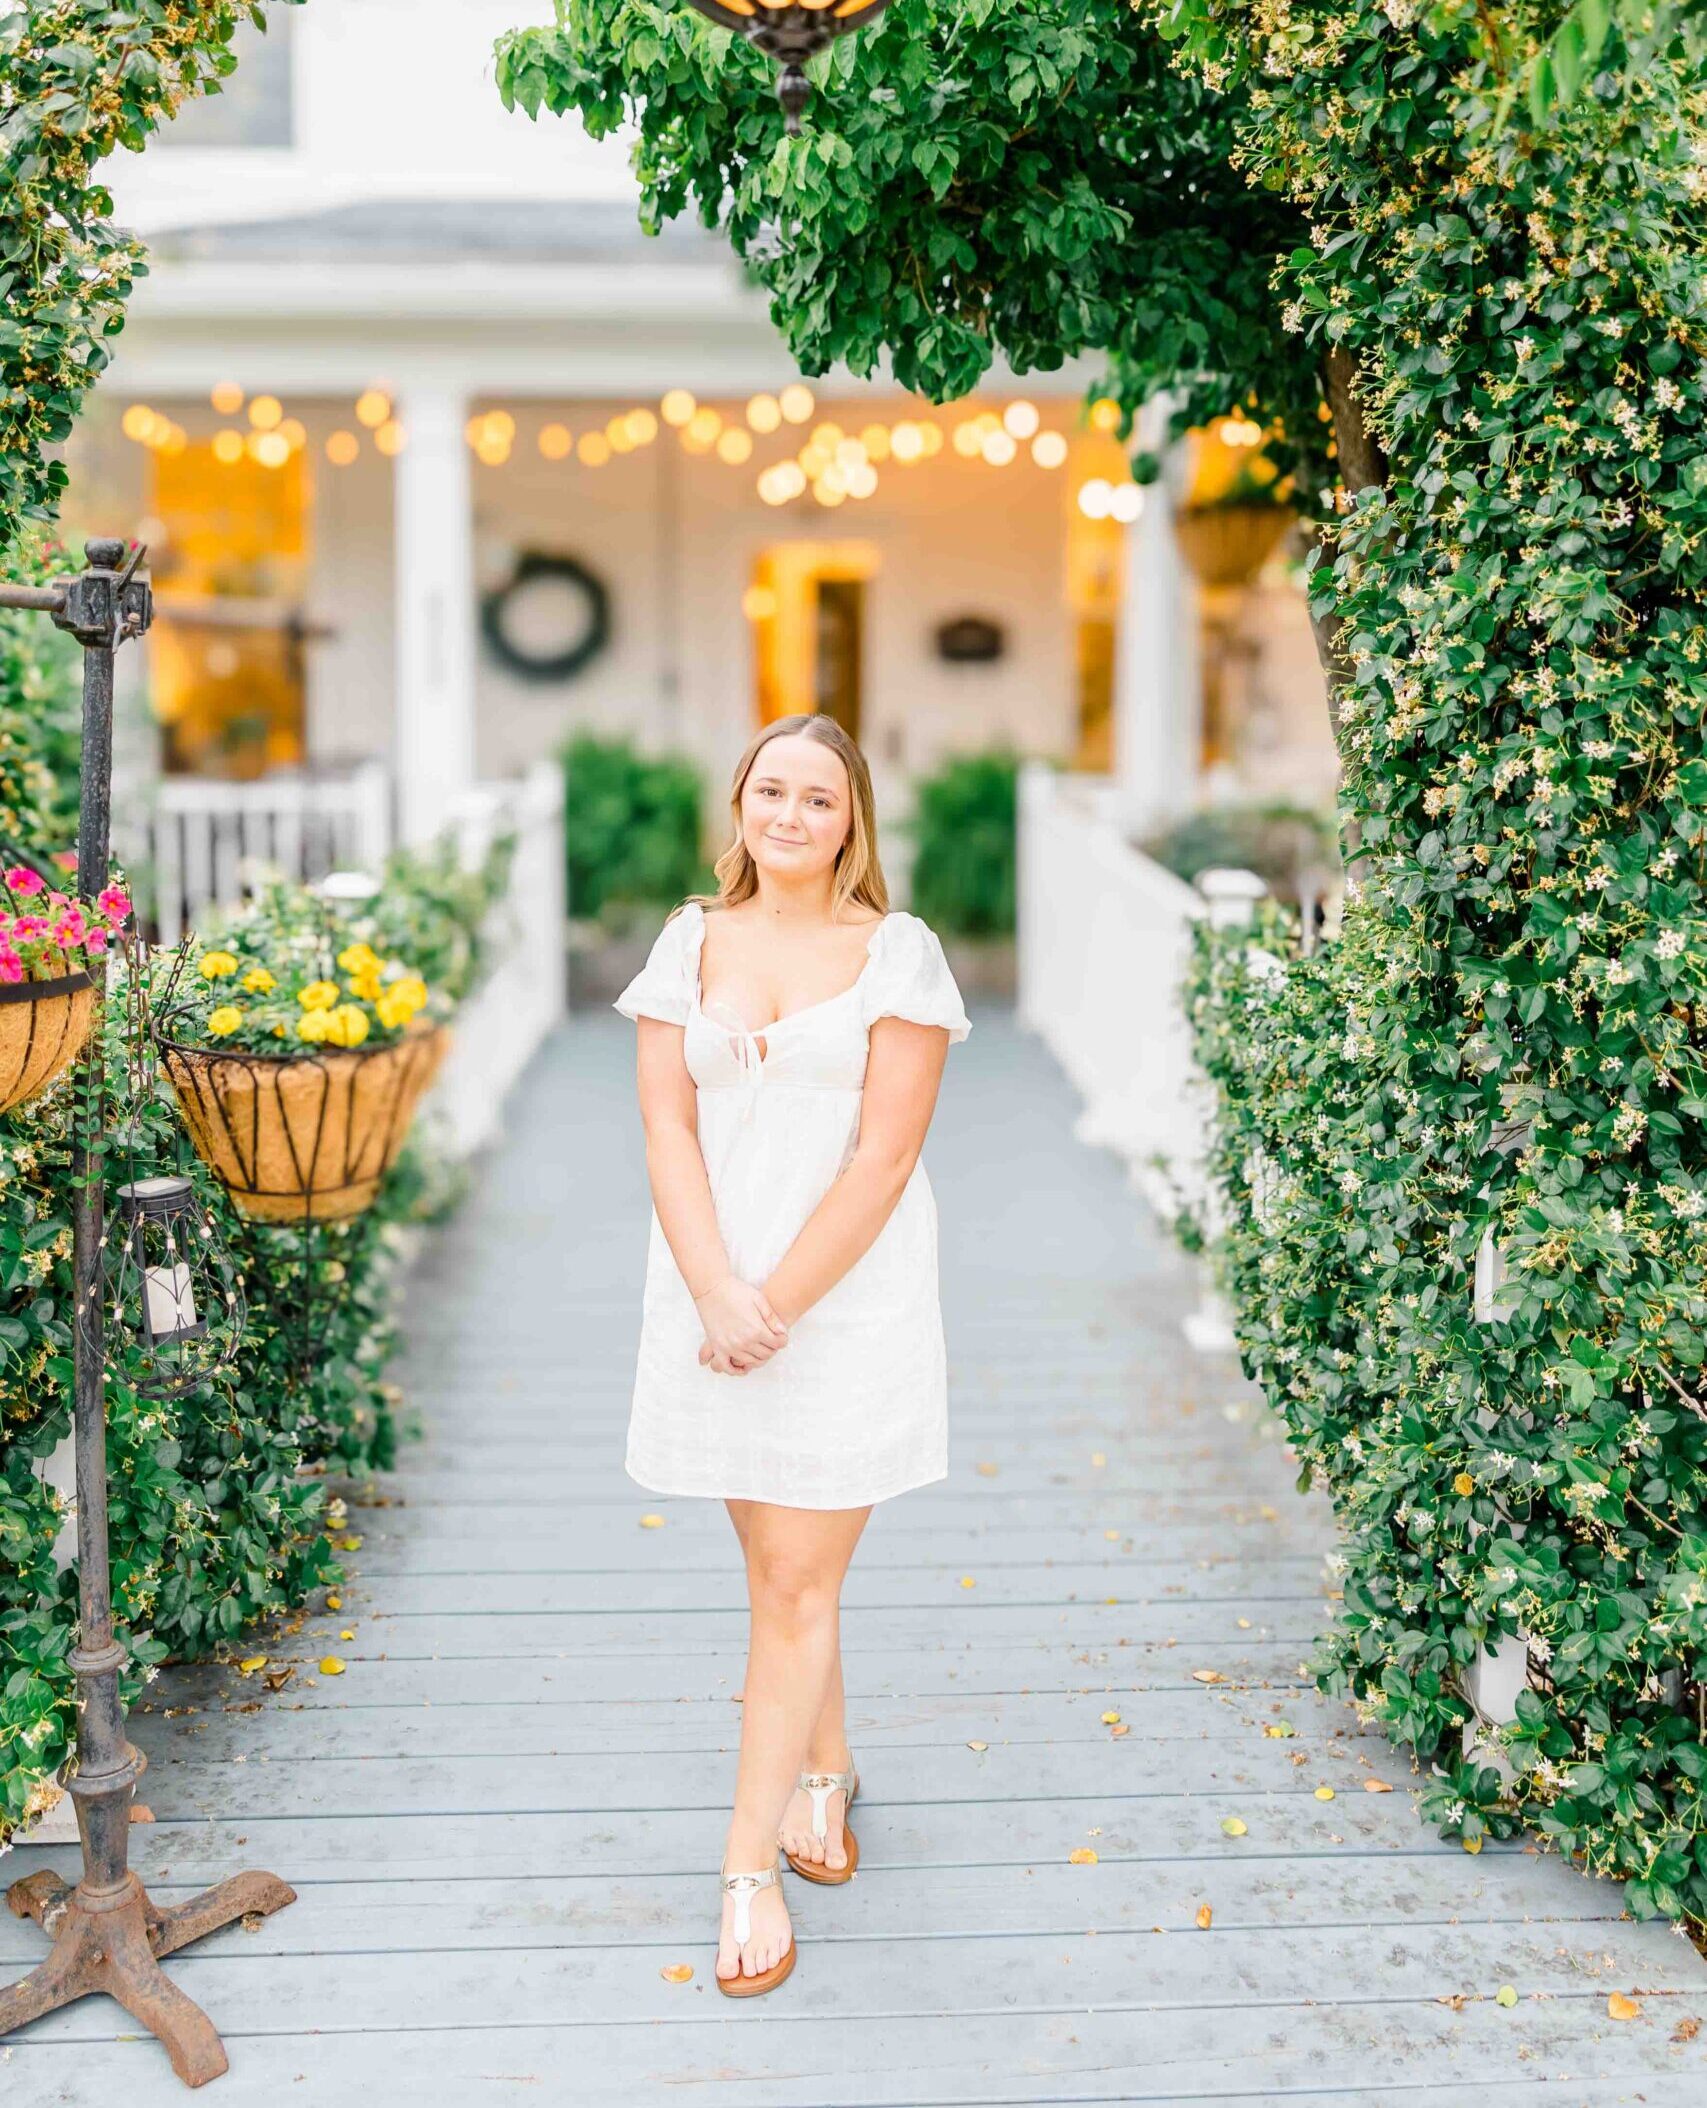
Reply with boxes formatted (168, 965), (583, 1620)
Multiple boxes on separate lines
(721, 1861), (778, 1948)
(798, 1768), (856, 1841)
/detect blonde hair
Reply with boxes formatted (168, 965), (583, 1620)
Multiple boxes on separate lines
(676, 713), (888, 924)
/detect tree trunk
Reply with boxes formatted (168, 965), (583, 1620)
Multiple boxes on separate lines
(1311, 347), (1389, 877)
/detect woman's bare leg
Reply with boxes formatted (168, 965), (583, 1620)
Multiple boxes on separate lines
(717, 1498), (871, 1981)
(727, 1500), (855, 1872)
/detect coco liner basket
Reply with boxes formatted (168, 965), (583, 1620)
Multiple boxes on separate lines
(0, 966), (97, 1115)
(156, 1018), (451, 1224)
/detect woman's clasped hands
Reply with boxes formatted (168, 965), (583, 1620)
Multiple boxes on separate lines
(693, 1273), (790, 1376)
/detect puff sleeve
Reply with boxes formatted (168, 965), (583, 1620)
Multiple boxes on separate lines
(612, 903), (700, 1027)
(861, 912), (972, 1045)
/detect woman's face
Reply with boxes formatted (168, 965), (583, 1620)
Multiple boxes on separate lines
(740, 734), (854, 882)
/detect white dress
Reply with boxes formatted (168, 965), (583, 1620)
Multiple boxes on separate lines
(613, 900), (972, 1508)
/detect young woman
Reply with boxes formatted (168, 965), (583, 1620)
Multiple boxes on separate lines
(613, 712), (972, 1996)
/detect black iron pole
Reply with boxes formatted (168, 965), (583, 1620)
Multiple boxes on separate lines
(0, 539), (296, 2087)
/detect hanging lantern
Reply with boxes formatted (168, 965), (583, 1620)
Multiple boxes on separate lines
(103, 1173), (246, 1399)
(681, 1), (893, 133)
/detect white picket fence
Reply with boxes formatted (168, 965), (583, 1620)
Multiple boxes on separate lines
(146, 760), (391, 946)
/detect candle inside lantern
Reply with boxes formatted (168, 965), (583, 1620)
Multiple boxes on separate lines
(143, 1261), (197, 1342)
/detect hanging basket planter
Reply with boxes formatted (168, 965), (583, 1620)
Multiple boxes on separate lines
(0, 967), (98, 1116)
(1172, 503), (1295, 589)
(155, 1020), (452, 1225)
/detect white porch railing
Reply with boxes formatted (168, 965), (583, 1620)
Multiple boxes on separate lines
(1017, 760), (1273, 1349)
(1017, 760), (1209, 1205)
(423, 758), (566, 1162)
(145, 760), (391, 946)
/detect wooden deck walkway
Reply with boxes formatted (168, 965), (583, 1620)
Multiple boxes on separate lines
(5, 999), (1707, 2103)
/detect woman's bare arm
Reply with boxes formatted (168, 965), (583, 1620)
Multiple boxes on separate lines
(634, 1017), (788, 1367)
(758, 1016), (950, 1329)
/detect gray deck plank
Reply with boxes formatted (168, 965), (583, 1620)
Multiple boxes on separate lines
(5, 1004), (1704, 2103)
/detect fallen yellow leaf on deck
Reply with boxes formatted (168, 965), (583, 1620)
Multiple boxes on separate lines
(1192, 1669), (1227, 1685)
(1111, 1723), (1130, 1737)
(1091, 1452), (1106, 1468)
(1608, 1992), (1642, 2021)
(1237, 1617), (1252, 1629)
(1495, 1984), (1518, 2008)
(1068, 1847), (1098, 1865)
(237, 1656), (267, 1675)
(1220, 1817), (1247, 1837)
(1105, 1595), (1119, 1606)
(1101, 1711), (1122, 1725)
(967, 1740), (989, 1751)
(341, 1536), (363, 1551)
(640, 1514), (666, 1529)
(1195, 1903), (1213, 1929)
(340, 1629), (355, 1641)
(319, 1657), (346, 1676)
(1262, 1721), (1295, 1738)
(960, 1576), (976, 1588)
(1314, 1786), (1335, 1801)
(326, 1594), (342, 1611)
(1363, 1778), (1393, 1793)
(976, 1461), (998, 1477)
(1462, 1834), (1483, 1854)
(1105, 1529), (1120, 1541)
(660, 1963), (693, 1984)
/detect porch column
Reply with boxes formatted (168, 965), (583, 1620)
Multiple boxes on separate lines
(393, 385), (477, 845)
(1110, 395), (1201, 839)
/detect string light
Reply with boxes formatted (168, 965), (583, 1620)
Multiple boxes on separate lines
(624, 409), (658, 446)
(355, 389), (392, 429)
(325, 431), (360, 466)
(891, 422), (924, 463)
(538, 423), (573, 460)
(247, 394), (283, 431)
(210, 381), (244, 416)
(1218, 414), (1264, 447)
(1077, 478), (1114, 520)
(212, 430), (245, 465)
(1088, 397), (1122, 434)
(577, 431), (612, 467)
(747, 393), (783, 434)
(1032, 431), (1068, 469)
(779, 383), (815, 424)
(373, 420), (406, 457)
(717, 428), (754, 465)
(981, 430), (1018, 467)
(661, 388), (696, 428)
(1003, 400), (1039, 439)
(1108, 483), (1144, 523)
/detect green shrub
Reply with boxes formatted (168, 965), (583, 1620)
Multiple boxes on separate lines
(905, 749), (1018, 939)
(1143, 801), (1338, 901)
(561, 732), (708, 923)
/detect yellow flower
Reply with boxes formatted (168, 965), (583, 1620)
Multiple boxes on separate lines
(296, 1009), (334, 1044)
(206, 1005), (244, 1037)
(324, 1003), (370, 1048)
(389, 974), (427, 1014)
(198, 950), (239, 979)
(1453, 1471), (1475, 1497)
(337, 941), (381, 975)
(242, 966), (276, 994)
(375, 989), (414, 1031)
(297, 979), (340, 1012)
(346, 970), (383, 1000)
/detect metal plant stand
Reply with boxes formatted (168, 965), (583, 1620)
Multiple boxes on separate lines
(0, 539), (296, 2087)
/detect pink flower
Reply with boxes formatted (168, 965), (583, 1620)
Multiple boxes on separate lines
(85, 927), (109, 955)
(53, 910), (86, 948)
(4, 866), (43, 897)
(0, 948), (23, 984)
(97, 883), (132, 923)
(51, 850), (77, 874)
(10, 915), (47, 942)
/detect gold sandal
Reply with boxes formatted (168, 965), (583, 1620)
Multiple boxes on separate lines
(715, 1858), (795, 1997)
(782, 1761), (859, 1885)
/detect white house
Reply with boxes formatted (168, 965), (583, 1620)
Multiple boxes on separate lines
(61, 0), (1335, 934)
